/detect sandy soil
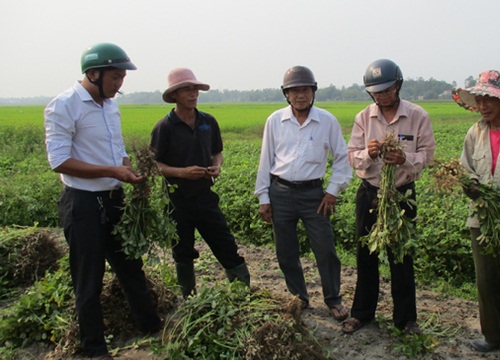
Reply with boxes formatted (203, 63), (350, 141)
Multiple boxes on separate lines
(228, 242), (498, 360)
(119, 241), (498, 359)
(25, 240), (500, 359)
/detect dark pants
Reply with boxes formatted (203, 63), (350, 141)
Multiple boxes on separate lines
(351, 180), (417, 328)
(58, 187), (160, 357)
(269, 178), (342, 308)
(471, 227), (500, 345)
(169, 189), (244, 269)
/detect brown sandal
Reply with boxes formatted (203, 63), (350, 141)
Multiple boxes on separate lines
(330, 304), (349, 321)
(403, 321), (421, 335)
(342, 317), (367, 334)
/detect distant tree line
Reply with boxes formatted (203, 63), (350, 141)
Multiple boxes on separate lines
(0, 77), (461, 106)
(118, 77), (458, 104)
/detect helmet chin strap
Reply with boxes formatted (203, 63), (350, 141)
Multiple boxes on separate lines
(286, 94), (316, 112)
(87, 69), (107, 99)
(368, 85), (401, 109)
(375, 96), (400, 109)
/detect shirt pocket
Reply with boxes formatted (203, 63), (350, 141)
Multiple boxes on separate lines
(304, 141), (327, 164)
(471, 152), (489, 176)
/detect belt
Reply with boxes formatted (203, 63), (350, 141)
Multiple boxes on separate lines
(272, 175), (323, 189)
(64, 186), (124, 199)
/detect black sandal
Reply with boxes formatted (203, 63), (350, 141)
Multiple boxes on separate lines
(342, 317), (368, 334)
(330, 304), (349, 321)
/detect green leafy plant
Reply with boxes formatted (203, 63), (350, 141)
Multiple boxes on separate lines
(431, 158), (500, 256)
(391, 329), (439, 359)
(0, 256), (74, 349)
(361, 132), (417, 263)
(113, 144), (177, 259)
(161, 281), (326, 359)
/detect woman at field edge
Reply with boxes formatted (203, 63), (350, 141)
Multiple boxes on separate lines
(452, 70), (500, 353)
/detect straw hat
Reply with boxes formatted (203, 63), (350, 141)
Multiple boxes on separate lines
(162, 67), (210, 103)
(452, 70), (500, 111)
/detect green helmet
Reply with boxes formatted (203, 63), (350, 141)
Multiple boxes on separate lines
(80, 43), (136, 73)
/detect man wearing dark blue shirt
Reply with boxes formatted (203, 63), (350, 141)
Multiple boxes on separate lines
(150, 68), (250, 297)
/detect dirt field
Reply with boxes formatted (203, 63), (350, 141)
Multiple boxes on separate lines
(230, 242), (498, 360)
(117, 241), (498, 360)
(20, 240), (499, 359)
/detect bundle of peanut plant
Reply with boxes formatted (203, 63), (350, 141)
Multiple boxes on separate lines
(361, 132), (417, 263)
(113, 145), (177, 259)
(430, 158), (500, 256)
(429, 158), (468, 194)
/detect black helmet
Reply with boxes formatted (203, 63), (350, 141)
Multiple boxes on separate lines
(281, 66), (318, 94)
(363, 59), (403, 93)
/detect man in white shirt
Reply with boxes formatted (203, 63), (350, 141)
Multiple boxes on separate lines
(44, 43), (161, 359)
(254, 66), (351, 320)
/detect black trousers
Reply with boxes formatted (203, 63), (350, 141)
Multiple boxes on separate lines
(169, 189), (244, 269)
(58, 187), (160, 357)
(351, 180), (417, 328)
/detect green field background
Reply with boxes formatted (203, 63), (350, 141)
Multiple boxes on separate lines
(0, 101), (478, 156)
(0, 101), (482, 287)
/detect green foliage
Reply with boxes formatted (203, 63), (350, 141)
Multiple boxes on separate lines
(331, 177), (358, 250)
(113, 145), (177, 259)
(114, 178), (176, 259)
(415, 179), (474, 283)
(214, 140), (273, 247)
(0, 171), (61, 227)
(0, 125), (60, 227)
(160, 281), (325, 360)
(391, 329), (439, 359)
(0, 102), (488, 358)
(470, 182), (500, 256)
(0, 102), (483, 286)
(360, 134), (418, 263)
(0, 256), (74, 349)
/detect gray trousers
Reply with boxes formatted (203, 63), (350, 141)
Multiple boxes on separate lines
(471, 227), (500, 345)
(269, 179), (342, 308)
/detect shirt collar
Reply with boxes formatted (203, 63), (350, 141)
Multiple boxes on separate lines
(73, 81), (115, 107)
(368, 99), (410, 123)
(74, 81), (94, 102)
(168, 108), (201, 125)
(280, 105), (320, 124)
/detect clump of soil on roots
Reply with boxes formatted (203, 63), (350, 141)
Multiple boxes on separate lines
(0, 227), (65, 296)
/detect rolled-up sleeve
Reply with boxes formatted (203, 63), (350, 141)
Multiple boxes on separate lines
(44, 98), (74, 170)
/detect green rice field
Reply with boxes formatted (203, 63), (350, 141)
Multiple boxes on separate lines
(0, 101), (480, 162)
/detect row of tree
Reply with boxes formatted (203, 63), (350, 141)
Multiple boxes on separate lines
(116, 77), (457, 104)
(0, 77), (460, 106)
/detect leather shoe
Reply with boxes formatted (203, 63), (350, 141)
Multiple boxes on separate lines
(471, 339), (500, 353)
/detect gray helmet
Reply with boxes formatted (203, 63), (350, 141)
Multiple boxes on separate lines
(363, 59), (403, 93)
(281, 66), (318, 94)
(81, 42), (136, 73)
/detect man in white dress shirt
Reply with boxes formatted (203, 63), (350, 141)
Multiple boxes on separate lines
(254, 66), (351, 320)
(44, 43), (161, 359)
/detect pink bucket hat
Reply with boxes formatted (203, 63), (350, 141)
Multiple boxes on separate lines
(452, 70), (500, 111)
(162, 67), (210, 103)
